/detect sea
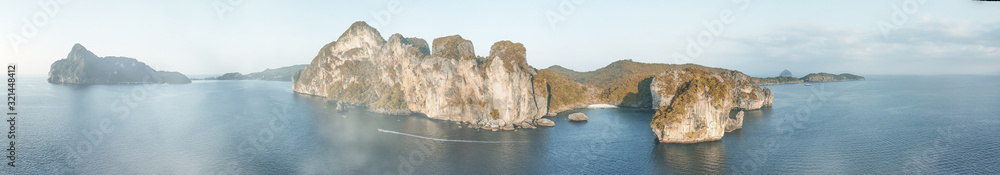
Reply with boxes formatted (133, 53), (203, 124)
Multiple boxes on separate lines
(4, 75), (999, 174)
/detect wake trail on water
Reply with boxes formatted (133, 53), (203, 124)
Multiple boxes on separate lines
(377, 129), (529, 144)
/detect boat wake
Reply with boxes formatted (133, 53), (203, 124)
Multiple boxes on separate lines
(377, 128), (528, 144)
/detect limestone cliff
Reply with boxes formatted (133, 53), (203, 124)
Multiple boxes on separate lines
(648, 67), (772, 143)
(48, 44), (191, 84)
(293, 22), (547, 130)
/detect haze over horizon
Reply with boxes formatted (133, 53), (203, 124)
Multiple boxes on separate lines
(2, 0), (998, 77)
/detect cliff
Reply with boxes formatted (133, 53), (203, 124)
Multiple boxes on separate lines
(648, 67), (772, 143)
(293, 22), (547, 130)
(48, 44), (191, 84)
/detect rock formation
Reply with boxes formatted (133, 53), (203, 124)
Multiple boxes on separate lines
(48, 44), (191, 84)
(534, 60), (773, 143)
(648, 67), (772, 143)
(535, 118), (555, 127)
(293, 22), (547, 129)
(568, 113), (588, 121)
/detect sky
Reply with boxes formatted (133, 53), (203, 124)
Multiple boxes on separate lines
(1, 0), (998, 77)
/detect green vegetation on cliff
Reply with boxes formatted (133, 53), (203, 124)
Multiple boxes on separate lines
(540, 60), (730, 109)
(533, 69), (591, 111)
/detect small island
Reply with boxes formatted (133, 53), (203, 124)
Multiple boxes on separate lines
(48, 44), (191, 84)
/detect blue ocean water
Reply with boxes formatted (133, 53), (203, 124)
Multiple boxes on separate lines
(4, 75), (999, 174)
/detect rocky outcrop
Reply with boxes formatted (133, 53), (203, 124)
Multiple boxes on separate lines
(48, 44), (191, 84)
(293, 22), (547, 129)
(535, 118), (555, 127)
(726, 111), (744, 132)
(568, 113), (588, 121)
(648, 67), (772, 143)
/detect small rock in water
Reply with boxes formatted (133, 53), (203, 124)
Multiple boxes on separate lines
(568, 112), (588, 121)
(536, 118), (555, 127)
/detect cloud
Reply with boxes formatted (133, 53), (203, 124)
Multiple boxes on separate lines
(729, 17), (1000, 75)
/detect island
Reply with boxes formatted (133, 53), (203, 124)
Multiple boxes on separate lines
(751, 70), (865, 85)
(799, 72), (866, 82)
(292, 21), (774, 143)
(200, 64), (307, 81)
(48, 44), (191, 84)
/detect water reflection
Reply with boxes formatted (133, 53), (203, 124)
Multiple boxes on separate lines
(654, 141), (728, 174)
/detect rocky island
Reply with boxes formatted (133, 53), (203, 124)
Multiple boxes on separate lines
(293, 22), (547, 131)
(293, 22), (774, 143)
(799, 72), (866, 82)
(202, 64), (307, 81)
(48, 44), (191, 84)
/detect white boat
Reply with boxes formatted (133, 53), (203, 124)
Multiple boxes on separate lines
(804, 83), (812, 86)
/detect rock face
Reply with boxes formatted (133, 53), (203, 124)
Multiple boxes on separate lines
(648, 67), (772, 143)
(568, 113), (588, 121)
(726, 111), (744, 132)
(48, 44), (191, 84)
(293, 22), (547, 129)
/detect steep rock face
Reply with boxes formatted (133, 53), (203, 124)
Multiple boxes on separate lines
(48, 44), (191, 84)
(648, 67), (772, 143)
(293, 22), (547, 129)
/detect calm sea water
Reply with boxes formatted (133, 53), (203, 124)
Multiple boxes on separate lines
(5, 75), (999, 174)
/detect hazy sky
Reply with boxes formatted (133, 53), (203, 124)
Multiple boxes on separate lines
(2, 0), (998, 76)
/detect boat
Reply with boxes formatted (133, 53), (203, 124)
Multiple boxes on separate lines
(804, 83), (812, 86)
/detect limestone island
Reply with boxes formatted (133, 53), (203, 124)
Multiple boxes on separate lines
(48, 44), (191, 84)
(292, 21), (776, 143)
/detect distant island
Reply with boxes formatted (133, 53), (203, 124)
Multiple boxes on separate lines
(197, 64), (307, 81)
(752, 70), (864, 85)
(799, 72), (866, 82)
(48, 44), (191, 84)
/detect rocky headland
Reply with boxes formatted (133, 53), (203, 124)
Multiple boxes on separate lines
(48, 44), (191, 84)
(534, 60), (773, 143)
